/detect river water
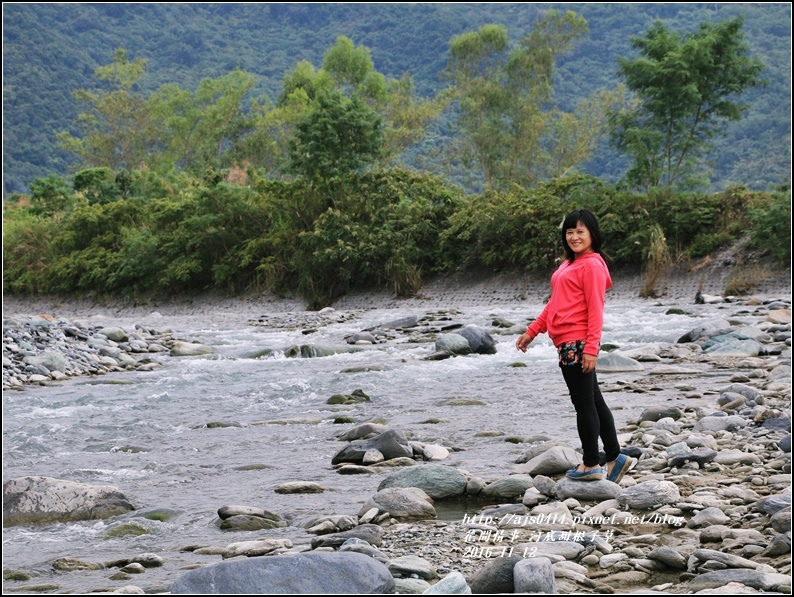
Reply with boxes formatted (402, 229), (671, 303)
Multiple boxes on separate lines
(1, 298), (736, 592)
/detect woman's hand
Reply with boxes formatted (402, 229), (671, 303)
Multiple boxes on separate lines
(515, 333), (534, 353)
(582, 354), (597, 374)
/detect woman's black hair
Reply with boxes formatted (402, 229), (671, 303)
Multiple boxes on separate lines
(561, 209), (610, 263)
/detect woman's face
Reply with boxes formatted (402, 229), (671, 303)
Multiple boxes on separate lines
(565, 221), (593, 256)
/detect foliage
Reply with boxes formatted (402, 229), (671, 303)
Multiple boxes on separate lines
(290, 169), (461, 308)
(610, 17), (767, 191)
(56, 49), (162, 171)
(28, 175), (76, 216)
(288, 90), (383, 196)
(745, 185), (791, 263)
(3, 168), (465, 305)
(444, 12), (621, 190)
(4, 4), (790, 196)
(2, 210), (61, 294)
(73, 167), (129, 204)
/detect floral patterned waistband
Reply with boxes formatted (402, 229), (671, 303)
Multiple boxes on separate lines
(557, 340), (587, 366)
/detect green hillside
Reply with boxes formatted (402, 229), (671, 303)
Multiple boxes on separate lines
(3, 3), (791, 194)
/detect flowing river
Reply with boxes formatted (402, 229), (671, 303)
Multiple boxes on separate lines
(1, 297), (743, 592)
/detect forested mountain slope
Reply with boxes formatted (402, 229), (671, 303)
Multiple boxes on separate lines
(3, 3), (790, 194)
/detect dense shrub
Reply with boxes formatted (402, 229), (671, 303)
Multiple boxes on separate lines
(2, 168), (789, 305)
(746, 185), (791, 263)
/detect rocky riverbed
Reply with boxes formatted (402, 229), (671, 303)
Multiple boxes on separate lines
(2, 285), (791, 594)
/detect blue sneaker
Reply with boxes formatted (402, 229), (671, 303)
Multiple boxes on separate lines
(566, 466), (604, 481)
(607, 454), (635, 484)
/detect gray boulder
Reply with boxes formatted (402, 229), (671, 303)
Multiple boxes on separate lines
(336, 423), (390, 441)
(378, 464), (467, 499)
(688, 507), (729, 528)
(359, 488), (436, 521)
(639, 406), (683, 422)
(388, 555), (438, 581)
(693, 415), (747, 434)
(513, 558), (556, 594)
(170, 551), (395, 594)
(555, 478), (621, 501)
(668, 448), (718, 468)
(617, 480), (680, 510)
(756, 494), (791, 515)
(310, 524), (383, 549)
(647, 546), (687, 570)
(596, 353), (644, 372)
(513, 445), (580, 476)
(721, 383), (762, 402)
(481, 475), (534, 499)
(423, 571), (472, 594)
(97, 326), (129, 342)
(452, 325), (497, 355)
(22, 350), (69, 374)
(169, 341), (213, 356)
(703, 334), (762, 357)
(3, 476), (134, 526)
(435, 334), (473, 355)
(468, 556), (523, 594)
(379, 316), (419, 330)
(687, 569), (791, 592)
(332, 429), (414, 465)
(677, 320), (733, 343)
(771, 509), (791, 533)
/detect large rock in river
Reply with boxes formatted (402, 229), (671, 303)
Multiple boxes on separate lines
(377, 464), (468, 499)
(170, 551), (395, 594)
(452, 325), (497, 355)
(359, 487), (436, 521)
(332, 429), (413, 465)
(170, 341), (213, 356)
(597, 352), (644, 373)
(3, 476), (134, 526)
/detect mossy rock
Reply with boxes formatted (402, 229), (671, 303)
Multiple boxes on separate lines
(327, 389), (371, 405)
(104, 523), (151, 538)
(137, 508), (180, 522)
(4, 570), (32, 581)
(233, 463), (274, 471)
(52, 557), (103, 571)
(333, 416), (357, 424)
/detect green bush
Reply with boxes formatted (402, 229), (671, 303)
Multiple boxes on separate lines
(746, 186), (791, 262)
(3, 166), (788, 304)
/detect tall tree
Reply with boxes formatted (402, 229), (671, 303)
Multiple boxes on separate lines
(238, 37), (445, 177)
(610, 17), (766, 191)
(57, 49), (161, 171)
(445, 11), (607, 190)
(288, 90), (383, 204)
(58, 50), (257, 176)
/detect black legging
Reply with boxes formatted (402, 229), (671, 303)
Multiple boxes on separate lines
(560, 365), (621, 467)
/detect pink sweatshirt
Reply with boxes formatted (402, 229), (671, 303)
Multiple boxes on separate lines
(526, 252), (612, 356)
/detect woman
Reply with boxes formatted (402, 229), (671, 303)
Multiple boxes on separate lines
(515, 209), (634, 483)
